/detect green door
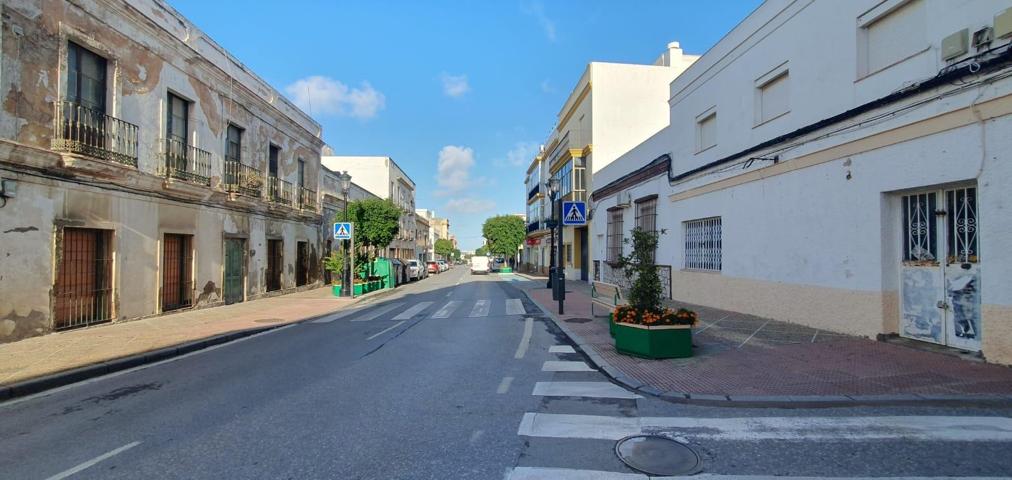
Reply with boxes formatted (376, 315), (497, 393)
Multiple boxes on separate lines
(224, 239), (244, 304)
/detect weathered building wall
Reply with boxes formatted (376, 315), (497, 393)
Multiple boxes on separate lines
(0, 0), (326, 343)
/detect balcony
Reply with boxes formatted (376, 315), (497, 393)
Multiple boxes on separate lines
(527, 221), (543, 234)
(51, 100), (138, 167)
(223, 160), (263, 197)
(527, 183), (540, 200)
(162, 137), (211, 186)
(297, 186), (318, 212)
(267, 176), (294, 206)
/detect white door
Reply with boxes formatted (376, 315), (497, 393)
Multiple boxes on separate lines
(899, 187), (981, 351)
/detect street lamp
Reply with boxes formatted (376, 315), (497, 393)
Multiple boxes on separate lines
(339, 170), (352, 298)
(545, 177), (560, 294)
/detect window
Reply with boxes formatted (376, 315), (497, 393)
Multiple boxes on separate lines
(297, 158), (305, 188)
(684, 217), (721, 271)
(553, 161), (574, 198)
(266, 239), (283, 292)
(226, 124), (243, 163)
(268, 145), (280, 178)
(606, 208), (624, 263)
(696, 110), (716, 152)
(54, 228), (112, 330)
(634, 196), (657, 233)
(66, 42), (106, 112)
(167, 93), (188, 145)
(755, 65), (789, 125)
(858, 0), (926, 77)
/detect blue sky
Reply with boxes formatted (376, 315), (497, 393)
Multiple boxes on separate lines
(169, 0), (761, 250)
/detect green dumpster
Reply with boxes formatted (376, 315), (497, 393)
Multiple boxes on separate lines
(371, 258), (395, 289)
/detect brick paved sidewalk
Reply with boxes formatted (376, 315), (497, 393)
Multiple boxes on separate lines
(0, 286), (365, 387)
(520, 280), (1012, 398)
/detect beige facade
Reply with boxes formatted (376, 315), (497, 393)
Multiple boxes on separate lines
(0, 0), (325, 343)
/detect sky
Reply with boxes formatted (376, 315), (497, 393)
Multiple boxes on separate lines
(168, 0), (761, 251)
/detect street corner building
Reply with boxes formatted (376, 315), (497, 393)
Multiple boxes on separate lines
(589, 0), (1012, 364)
(0, 0), (327, 343)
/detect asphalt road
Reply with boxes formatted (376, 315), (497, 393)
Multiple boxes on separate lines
(2, 268), (1012, 479)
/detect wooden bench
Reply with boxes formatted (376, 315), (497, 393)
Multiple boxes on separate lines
(590, 281), (626, 318)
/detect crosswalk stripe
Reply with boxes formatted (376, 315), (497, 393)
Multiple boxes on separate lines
(349, 302), (403, 322)
(506, 298), (526, 315)
(507, 467), (643, 480)
(468, 299), (490, 317)
(310, 306), (364, 323)
(430, 301), (461, 319)
(532, 382), (641, 399)
(548, 345), (576, 354)
(542, 361), (596, 372)
(392, 301), (432, 320)
(507, 468), (1011, 480)
(517, 413), (1012, 442)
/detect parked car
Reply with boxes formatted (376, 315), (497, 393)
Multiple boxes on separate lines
(426, 261), (440, 274)
(406, 259), (423, 281)
(470, 255), (490, 275)
(437, 260), (448, 272)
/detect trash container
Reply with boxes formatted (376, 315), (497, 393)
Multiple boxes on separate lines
(389, 258), (405, 288)
(371, 257), (394, 289)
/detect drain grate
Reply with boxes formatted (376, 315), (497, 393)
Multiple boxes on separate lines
(615, 435), (701, 476)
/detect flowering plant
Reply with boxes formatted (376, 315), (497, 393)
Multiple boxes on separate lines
(613, 305), (697, 327)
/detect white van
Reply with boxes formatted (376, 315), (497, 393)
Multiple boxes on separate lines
(470, 255), (490, 275)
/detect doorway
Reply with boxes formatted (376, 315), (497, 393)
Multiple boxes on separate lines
(161, 234), (193, 311)
(899, 186), (981, 351)
(266, 239), (283, 292)
(296, 241), (309, 287)
(224, 238), (245, 304)
(54, 228), (112, 330)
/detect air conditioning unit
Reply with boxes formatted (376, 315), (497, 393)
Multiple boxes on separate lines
(615, 191), (632, 208)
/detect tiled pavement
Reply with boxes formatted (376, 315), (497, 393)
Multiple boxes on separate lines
(0, 286), (363, 387)
(515, 275), (1012, 398)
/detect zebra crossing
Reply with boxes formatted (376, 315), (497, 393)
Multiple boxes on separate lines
(506, 344), (1012, 479)
(333, 298), (530, 322)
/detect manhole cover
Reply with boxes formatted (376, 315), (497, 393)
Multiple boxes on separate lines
(614, 435), (700, 476)
(564, 317), (592, 323)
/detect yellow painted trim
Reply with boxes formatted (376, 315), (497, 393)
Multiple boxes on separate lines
(558, 82), (592, 132)
(582, 144), (593, 157)
(526, 153), (544, 174)
(669, 93), (1012, 203)
(549, 145), (591, 174)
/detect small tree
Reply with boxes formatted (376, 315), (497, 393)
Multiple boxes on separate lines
(335, 198), (401, 277)
(434, 238), (455, 260)
(617, 228), (664, 311)
(475, 245), (488, 256)
(482, 215), (525, 258)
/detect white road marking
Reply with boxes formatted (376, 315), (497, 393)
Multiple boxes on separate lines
(531, 382), (641, 399)
(445, 291), (452, 297)
(366, 320), (406, 340)
(739, 318), (770, 348)
(497, 376), (514, 394)
(514, 317), (533, 359)
(469, 429), (484, 445)
(45, 441), (141, 480)
(541, 360), (596, 372)
(506, 468), (1009, 480)
(349, 302), (404, 322)
(517, 413), (1012, 442)
(505, 298), (526, 315)
(310, 306), (367, 323)
(430, 301), (461, 319)
(507, 467), (644, 480)
(548, 345), (576, 354)
(393, 301), (432, 320)
(469, 299), (491, 317)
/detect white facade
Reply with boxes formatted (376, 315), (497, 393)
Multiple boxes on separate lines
(591, 0), (1012, 364)
(321, 156), (417, 260)
(525, 42), (698, 281)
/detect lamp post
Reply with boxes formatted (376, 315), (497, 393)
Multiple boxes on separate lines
(339, 170), (352, 298)
(545, 177), (560, 295)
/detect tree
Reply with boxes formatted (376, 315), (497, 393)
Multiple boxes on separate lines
(434, 238), (455, 260)
(334, 198), (402, 276)
(617, 228), (664, 311)
(475, 246), (488, 256)
(481, 215), (525, 258)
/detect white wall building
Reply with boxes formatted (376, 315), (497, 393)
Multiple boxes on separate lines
(591, 0), (1012, 364)
(524, 42), (697, 281)
(321, 156), (417, 260)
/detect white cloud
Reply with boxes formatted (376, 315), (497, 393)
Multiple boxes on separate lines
(284, 76), (385, 120)
(494, 141), (539, 168)
(444, 197), (496, 214)
(436, 145), (476, 196)
(440, 73), (471, 98)
(540, 79), (556, 93)
(523, 2), (556, 42)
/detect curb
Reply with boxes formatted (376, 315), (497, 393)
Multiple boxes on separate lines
(519, 288), (1012, 408)
(0, 288), (393, 403)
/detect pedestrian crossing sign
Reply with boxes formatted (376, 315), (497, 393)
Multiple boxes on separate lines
(562, 201), (587, 226)
(333, 222), (353, 240)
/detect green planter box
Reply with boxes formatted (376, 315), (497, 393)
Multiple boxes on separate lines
(332, 285), (343, 296)
(353, 283), (367, 295)
(500, 267), (513, 273)
(613, 323), (693, 359)
(609, 313), (617, 338)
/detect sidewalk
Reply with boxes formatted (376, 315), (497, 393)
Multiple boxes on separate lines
(519, 280), (1012, 404)
(0, 286), (374, 393)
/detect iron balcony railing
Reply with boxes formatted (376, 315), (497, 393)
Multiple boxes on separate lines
(298, 186), (318, 211)
(268, 176), (294, 206)
(162, 137), (212, 186)
(51, 100), (139, 166)
(223, 160), (263, 197)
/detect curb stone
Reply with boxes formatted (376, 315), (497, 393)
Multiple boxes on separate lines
(0, 290), (384, 403)
(519, 288), (1012, 408)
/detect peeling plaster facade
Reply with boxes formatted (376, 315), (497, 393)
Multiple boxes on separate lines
(0, 0), (325, 342)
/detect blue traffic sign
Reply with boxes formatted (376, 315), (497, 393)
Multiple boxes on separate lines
(333, 222), (353, 240)
(561, 201), (587, 226)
